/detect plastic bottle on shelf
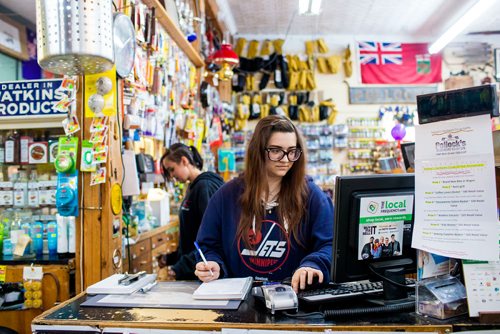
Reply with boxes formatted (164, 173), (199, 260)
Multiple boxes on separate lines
(0, 134), (5, 164)
(9, 210), (22, 251)
(28, 171), (39, 208)
(47, 220), (57, 256)
(32, 220), (43, 257)
(20, 213), (33, 256)
(5, 130), (20, 164)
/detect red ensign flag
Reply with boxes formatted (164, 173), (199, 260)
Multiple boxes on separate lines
(358, 41), (442, 84)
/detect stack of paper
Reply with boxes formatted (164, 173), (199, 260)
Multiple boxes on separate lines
(192, 277), (253, 300)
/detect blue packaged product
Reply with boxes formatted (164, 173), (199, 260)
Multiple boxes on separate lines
(47, 221), (57, 255)
(32, 221), (43, 257)
(3, 239), (12, 256)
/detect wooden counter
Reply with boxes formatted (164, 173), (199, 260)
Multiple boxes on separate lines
(0, 260), (74, 334)
(31, 289), (497, 333)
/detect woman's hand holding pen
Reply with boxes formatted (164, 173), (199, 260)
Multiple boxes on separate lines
(195, 261), (220, 282)
(291, 266), (324, 293)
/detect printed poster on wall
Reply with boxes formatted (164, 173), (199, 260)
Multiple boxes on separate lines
(358, 195), (413, 260)
(412, 114), (498, 261)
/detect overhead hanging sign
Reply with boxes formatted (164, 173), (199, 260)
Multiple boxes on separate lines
(0, 79), (68, 117)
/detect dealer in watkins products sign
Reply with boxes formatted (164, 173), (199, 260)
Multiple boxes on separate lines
(0, 79), (70, 117)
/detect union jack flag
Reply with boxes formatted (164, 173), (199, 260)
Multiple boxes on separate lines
(358, 42), (402, 65)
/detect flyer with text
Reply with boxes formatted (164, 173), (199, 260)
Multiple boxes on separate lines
(358, 195), (413, 260)
(413, 114), (498, 261)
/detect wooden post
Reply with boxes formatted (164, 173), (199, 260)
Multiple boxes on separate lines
(76, 76), (124, 292)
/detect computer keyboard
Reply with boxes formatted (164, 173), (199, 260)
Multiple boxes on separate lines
(298, 278), (415, 303)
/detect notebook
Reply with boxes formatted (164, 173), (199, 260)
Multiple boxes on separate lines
(192, 277), (253, 300)
(86, 274), (157, 295)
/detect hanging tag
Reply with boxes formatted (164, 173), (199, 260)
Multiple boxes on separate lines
(62, 115), (80, 135)
(23, 266), (43, 281)
(90, 167), (107, 186)
(90, 116), (109, 133)
(81, 140), (96, 172)
(89, 129), (108, 144)
(92, 146), (108, 165)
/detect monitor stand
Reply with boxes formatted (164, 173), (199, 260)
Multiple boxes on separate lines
(366, 266), (415, 306)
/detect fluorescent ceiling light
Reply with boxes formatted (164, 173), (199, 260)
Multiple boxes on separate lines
(429, 0), (495, 54)
(299, 0), (322, 16)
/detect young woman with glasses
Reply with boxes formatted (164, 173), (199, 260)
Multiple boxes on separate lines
(194, 115), (333, 292)
(158, 143), (224, 280)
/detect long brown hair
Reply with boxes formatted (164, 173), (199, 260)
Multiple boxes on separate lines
(237, 115), (308, 247)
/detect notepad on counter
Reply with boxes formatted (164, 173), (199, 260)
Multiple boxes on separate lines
(192, 277), (253, 300)
(87, 273), (157, 295)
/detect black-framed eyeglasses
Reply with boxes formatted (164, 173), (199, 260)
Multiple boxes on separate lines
(265, 147), (302, 162)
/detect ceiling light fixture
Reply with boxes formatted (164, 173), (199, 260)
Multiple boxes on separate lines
(429, 0), (495, 54)
(298, 0), (322, 16)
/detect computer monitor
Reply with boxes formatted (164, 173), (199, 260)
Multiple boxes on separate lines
(331, 174), (416, 300)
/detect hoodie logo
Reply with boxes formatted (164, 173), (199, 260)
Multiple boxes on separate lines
(238, 220), (290, 274)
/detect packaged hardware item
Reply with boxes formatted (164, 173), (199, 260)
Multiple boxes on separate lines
(23, 266), (43, 309)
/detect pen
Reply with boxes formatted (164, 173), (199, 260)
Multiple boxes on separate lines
(194, 241), (214, 276)
(139, 281), (157, 293)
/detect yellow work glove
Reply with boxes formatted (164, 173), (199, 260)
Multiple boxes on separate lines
(260, 39), (272, 56)
(247, 40), (260, 59)
(234, 38), (247, 57)
(305, 40), (316, 55)
(273, 39), (284, 55)
(343, 45), (353, 78)
(316, 38), (329, 54)
(326, 55), (342, 74)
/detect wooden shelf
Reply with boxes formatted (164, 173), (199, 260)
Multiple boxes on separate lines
(142, 0), (204, 68)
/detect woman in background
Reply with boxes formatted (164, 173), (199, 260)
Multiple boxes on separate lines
(158, 143), (224, 280)
(194, 115), (333, 292)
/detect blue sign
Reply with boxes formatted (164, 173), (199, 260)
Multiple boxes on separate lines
(349, 86), (438, 104)
(0, 79), (68, 117)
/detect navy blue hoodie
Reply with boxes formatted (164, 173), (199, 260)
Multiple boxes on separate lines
(196, 177), (334, 282)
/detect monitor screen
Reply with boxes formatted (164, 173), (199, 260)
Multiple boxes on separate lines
(416, 84), (499, 124)
(331, 174), (416, 284)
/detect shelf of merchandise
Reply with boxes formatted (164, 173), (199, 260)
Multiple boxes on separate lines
(343, 118), (385, 174)
(142, 0), (204, 68)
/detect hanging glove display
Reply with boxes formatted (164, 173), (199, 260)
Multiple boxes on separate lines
(274, 56), (283, 89)
(305, 40), (316, 56)
(247, 40), (260, 59)
(288, 94), (298, 120)
(298, 104), (310, 122)
(317, 57), (329, 74)
(246, 74), (256, 91)
(232, 72), (247, 92)
(235, 95), (251, 130)
(260, 103), (270, 118)
(260, 39), (272, 57)
(249, 94), (262, 119)
(316, 38), (329, 54)
(234, 38), (247, 56)
(306, 71), (316, 91)
(269, 94), (280, 115)
(343, 45), (353, 78)
(288, 71), (299, 91)
(279, 55), (289, 89)
(259, 71), (271, 90)
(273, 39), (284, 55)
(326, 55), (342, 74)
